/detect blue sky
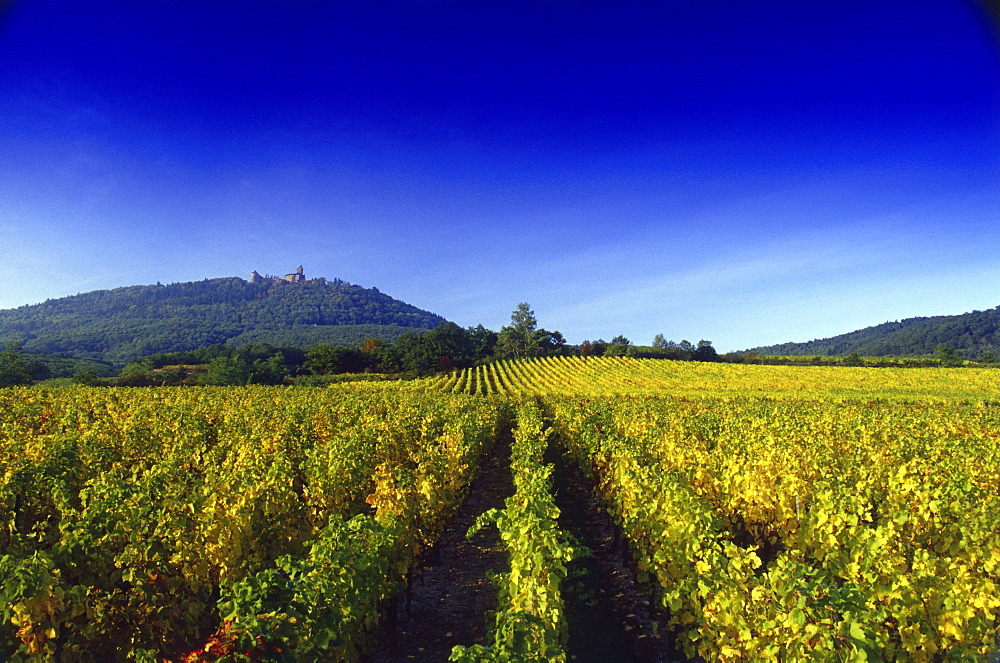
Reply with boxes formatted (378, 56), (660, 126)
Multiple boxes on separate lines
(1, 1), (998, 351)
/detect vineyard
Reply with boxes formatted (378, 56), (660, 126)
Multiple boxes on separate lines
(2, 357), (999, 660)
(420, 356), (1000, 401)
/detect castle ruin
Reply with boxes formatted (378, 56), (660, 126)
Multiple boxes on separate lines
(250, 265), (309, 284)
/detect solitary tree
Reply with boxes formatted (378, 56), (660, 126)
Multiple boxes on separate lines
(494, 303), (567, 359)
(496, 303), (539, 359)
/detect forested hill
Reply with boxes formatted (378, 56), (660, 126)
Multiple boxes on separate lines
(0, 277), (447, 364)
(748, 306), (1000, 359)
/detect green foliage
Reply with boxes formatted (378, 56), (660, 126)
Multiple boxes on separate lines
(0, 385), (504, 659)
(110, 322), (498, 385)
(196, 351), (286, 386)
(603, 335), (635, 358)
(226, 324), (429, 350)
(112, 344), (298, 386)
(0, 343), (32, 387)
(495, 304), (565, 360)
(720, 353), (963, 368)
(201, 355), (253, 386)
(844, 352), (864, 367)
(251, 353), (288, 385)
(495, 303), (539, 360)
(934, 344), (964, 367)
(71, 365), (103, 386)
(451, 402), (574, 662)
(603, 342), (636, 358)
(631, 338), (717, 362)
(749, 305), (1000, 360)
(469, 325), (498, 359)
(218, 515), (399, 661)
(0, 277), (446, 365)
(395, 322), (477, 375)
(305, 344), (370, 375)
(378, 323), (499, 376)
(693, 339), (718, 362)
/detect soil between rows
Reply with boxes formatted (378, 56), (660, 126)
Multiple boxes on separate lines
(547, 444), (690, 663)
(370, 425), (692, 662)
(371, 434), (514, 661)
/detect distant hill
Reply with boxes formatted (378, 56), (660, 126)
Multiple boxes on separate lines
(749, 307), (1000, 359)
(0, 275), (446, 364)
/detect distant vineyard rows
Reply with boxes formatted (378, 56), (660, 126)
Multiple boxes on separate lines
(421, 355), (1000, 401)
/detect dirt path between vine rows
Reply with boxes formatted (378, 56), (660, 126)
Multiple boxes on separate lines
(370, 435), (514, 662)
(370, 428), (690, 662)
(548, 445), (691, 663)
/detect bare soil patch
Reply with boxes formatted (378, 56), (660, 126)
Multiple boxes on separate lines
(370, 435), (514, 662)
(548, 444), (690, 663)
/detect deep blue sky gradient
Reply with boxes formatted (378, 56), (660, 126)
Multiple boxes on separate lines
(1, 1), (998, 350)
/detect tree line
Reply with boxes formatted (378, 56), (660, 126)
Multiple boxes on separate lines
(748, 307), (1000, 361)
(11, 301), (987, 388)
(0, 302), (723, 386)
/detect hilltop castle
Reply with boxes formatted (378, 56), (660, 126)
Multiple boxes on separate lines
(250, 266), (309, 284)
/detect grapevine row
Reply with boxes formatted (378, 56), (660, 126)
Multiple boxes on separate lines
(428, 356), (1000, 400)
(451, 400), (575, 662)
(0, 385), (504, 660)
(547, 395), (1000, 660)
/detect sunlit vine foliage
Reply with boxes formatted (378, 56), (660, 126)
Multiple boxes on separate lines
(424, 357), (1000, 660)
(421, 356), (1000, 400)
(3, 354), (999, 661)
(0, 385), (505, 660)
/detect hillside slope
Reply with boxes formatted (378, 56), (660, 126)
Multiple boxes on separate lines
(0, 276), (446, 364)
(749, 307), (1000, 359)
